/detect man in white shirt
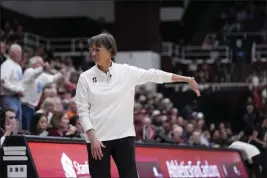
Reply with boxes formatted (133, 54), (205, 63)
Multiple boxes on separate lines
(21, 56), (63, 131)
(0, 44), (24, 129)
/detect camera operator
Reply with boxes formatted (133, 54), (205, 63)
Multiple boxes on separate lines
(229, 140), (262, 178)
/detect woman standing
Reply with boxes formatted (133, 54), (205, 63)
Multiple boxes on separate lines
(75, 33), (200, 178)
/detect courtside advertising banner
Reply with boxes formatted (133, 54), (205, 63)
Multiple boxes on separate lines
(28, 142), (248, 178)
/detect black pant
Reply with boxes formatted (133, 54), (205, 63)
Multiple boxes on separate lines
(86, 136), (138, 178)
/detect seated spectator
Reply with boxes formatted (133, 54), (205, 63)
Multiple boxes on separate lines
(249, 119), (267, 151)
(219, 129), (232, 147)
(258, 98), (267, 119)
(48, 111), (76, 137)
(53, 97), (63, 112)
(183, 122), (194, 144)
(29, 113), (48, 136)
(151, 110), (163, 127)
(66, 99), (78, 119)
(69, 115), (84, 138)
(153, 126), (174, 144)
(0, 109), (18, 146)
(210, 130), (222, 147)
(195, 117), (205, 131)
(36, 97), (55, 124)
(162, 122), (171, 137)
(188, 131), (207, 147)
(170, 126), (184, 144)
(43, 87), (58, 98)
(202, 129), (211, 143)
(243, 104), (258, 133)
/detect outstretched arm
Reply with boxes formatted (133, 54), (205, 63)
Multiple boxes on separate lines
(23, 67), (43, 83)
(126, 64), (200, 97)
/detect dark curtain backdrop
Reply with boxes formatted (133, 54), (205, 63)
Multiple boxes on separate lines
(158, 85), (251, 133)
(115, 1), (161, 52)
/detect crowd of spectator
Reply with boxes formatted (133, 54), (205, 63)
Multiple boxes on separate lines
(0, 20), (24, 45)
(0, 21), (83, 140)
(172, 58), (267, 84)
(245, 85), (267, 147)
(220, 1), (266, 34)
(134, 85), (235, 148)
(203, 1), (266, 49)
(0, 16), (266, 177)
(186, 1), (267, 84)
(0, 42), (82, 137)
(0, 18), (266, 144)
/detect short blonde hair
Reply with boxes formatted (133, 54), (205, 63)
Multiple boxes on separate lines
(41, 97), (55, 109)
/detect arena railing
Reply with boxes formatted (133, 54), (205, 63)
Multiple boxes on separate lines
(23, 33), (230, 61)
(49, 37), (90, 56)
(23, 32), (51, 50)
(163, 82), (266, 92)
(22, 32), (266, 63)
(205, 32), (266, 41)
(180, 45), (230, 63)
(252, 43), (267, 62)
(162, 42), (179, 57)
(223, 32), (266, 38)
(22, 32), (90, 56)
